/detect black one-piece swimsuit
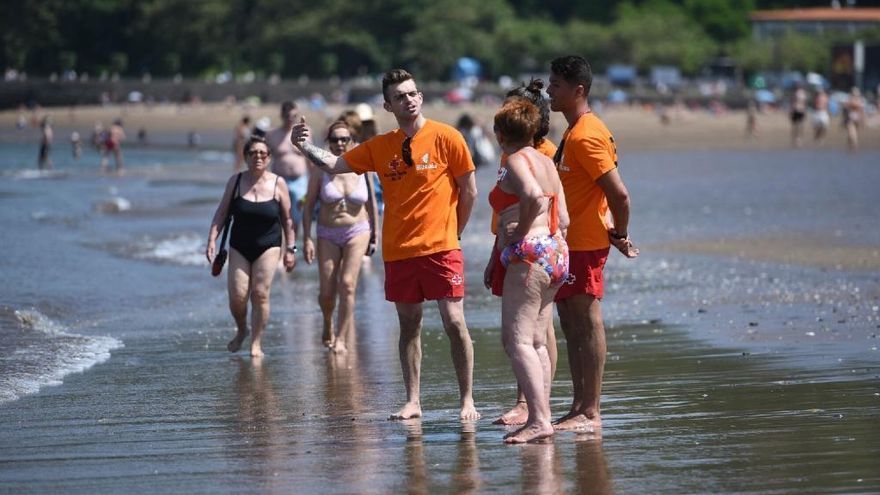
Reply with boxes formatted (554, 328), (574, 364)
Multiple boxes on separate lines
(230, 176), (282, 263)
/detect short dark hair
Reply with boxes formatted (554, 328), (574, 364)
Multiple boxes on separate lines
(550, 56), (592, 97)
(280, 100), (296, 116)
(505, 79), (550, 145)
(243, 135), (270, 158)
(382, 69), (415, 102)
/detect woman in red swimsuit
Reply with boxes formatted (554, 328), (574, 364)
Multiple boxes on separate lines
(489, 99), (569, 443)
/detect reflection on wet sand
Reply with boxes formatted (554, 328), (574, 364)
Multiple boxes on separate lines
(452, 423), (482, 493)
(519, 442), (564, 494)
(231, 357), (285, 483)
(573, 438), (612, 495)
(402, 420), (429, 495)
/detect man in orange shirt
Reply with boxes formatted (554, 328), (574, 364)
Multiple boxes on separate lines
(290, 69), (480, 422)
(547, 55), (638, 434)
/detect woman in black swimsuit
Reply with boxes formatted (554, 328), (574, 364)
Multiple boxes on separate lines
(206, 136), (296, 357)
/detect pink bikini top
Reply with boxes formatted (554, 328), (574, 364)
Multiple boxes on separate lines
(319, 173), (368, 205)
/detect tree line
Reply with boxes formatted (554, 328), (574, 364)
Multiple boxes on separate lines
(2, 0), (877, 81)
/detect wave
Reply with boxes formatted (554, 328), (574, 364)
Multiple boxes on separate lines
(131, 232), (207, 267)
(0, 308), (123, 404)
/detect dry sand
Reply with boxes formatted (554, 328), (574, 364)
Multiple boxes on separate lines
(2, 102), (878, 151)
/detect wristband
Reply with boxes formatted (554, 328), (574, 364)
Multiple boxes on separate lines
(286, 244), (297, 254)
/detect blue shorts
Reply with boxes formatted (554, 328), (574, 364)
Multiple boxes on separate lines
(286, 175), (309, 227)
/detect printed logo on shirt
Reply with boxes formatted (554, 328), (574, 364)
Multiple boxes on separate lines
(415, 153), (437, 171)
(385, 156), (408, 181)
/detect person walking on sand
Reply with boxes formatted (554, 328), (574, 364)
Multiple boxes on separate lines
(790, 84), (808, 148)
(266, 101), (312, 240)
(843, 87), (865, 153)
(546, 55), (638, 435)
(291, 69), (480, 421)
(206, 136), (297, 358)
(489, 98), (570, 443)
(812, 89), (830, 145)
(302, 121), (378, 353)
(38, 116), (53, 170)
(100, 119), (126, 173)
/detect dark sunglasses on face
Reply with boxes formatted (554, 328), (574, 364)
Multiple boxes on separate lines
(327, 136), (351, 145)
(401, 136), (414, 167)
(249, 150), (269, 157)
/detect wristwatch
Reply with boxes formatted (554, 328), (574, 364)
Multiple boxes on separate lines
(286, 244), (297, 254)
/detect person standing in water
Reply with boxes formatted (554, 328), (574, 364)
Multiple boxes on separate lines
(546, 55), (638, 435)
(100, 119), (126, 173)
(290, 69), (480, 422)
(38, 116), (53, 170)
(233, 116), (251, 172)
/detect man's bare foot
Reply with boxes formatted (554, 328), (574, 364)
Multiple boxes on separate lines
(460, 398), (481, 421)
(551, 409), (581, 426)
(322, 324), (334, 348)
(250, 342), (264, 358)
(389, 402), (422, 420)
(227, 331), (248, 353)
(553, 413), (601, 433)
(331, 342), (348, 355)
(504, 421), (554, 444)
(493, 401), (528, 425)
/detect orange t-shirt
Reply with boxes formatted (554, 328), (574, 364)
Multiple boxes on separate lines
(344, 119), (475, 262)
(556, 113), (618, 251)
(490, 138), (557, 234)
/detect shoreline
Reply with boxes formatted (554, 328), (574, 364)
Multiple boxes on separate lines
(2, 102), (878, 152)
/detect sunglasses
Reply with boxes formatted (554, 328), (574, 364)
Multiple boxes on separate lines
(327, 136), (352, 145)
(248, 150), (269, 157)
(402, 136), (413, 167)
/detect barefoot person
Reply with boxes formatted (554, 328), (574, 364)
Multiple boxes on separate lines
(489, 98), (569, 443)
(546, 55), (638, 434)
(206, 136), (297, 357)
(267, 101), (312, 239)
(291, 69), (480, 421)
(100, 119), (126, 173)
(302, 121), (378, 353)
(485, 80), (561, 426)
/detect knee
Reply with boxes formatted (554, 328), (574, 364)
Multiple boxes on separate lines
(317, 292), (335, 310)
(250, 288), (270, 305)
(397, 312), (422, 337)
(443, 315), (469, 342)
(338, 277), (357, 299)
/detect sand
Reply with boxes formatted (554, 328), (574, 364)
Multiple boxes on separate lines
(2, 102), (878, 151)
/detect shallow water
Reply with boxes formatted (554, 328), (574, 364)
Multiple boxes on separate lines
(0, 143), (878, 493)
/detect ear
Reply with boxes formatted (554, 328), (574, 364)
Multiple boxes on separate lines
(575, 84), (586, 99)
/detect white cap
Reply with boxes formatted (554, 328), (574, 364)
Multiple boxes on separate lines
(355, 103), (374, 121)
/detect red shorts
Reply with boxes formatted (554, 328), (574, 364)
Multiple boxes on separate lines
(554, 248), (609, 301)
(490, 243), (505, 297)
(385, 249), (465, 303)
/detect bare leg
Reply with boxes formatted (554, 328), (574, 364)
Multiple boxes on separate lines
(114, 148), (124, 173)
(247, 247), (281, 358)
(554, 294), (605, 434)
(390, 302), (423, 420)
(438, 298), (480, 421)
(317, 238), (341, 347)
(495, 314), (556, 425)
(332, 232), (369, 354)
(226, 249), (251, 352)
(501, 263), (554, 443)
(555, 299), (585, 423)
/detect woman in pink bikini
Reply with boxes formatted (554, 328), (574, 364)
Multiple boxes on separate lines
(302, 121), (378, 353)
(489, 98), (569, 443)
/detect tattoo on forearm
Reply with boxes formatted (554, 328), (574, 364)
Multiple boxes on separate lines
(301, 142), (336, 170)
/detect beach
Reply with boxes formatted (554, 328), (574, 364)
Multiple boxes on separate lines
(0, 103), (878, 493)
